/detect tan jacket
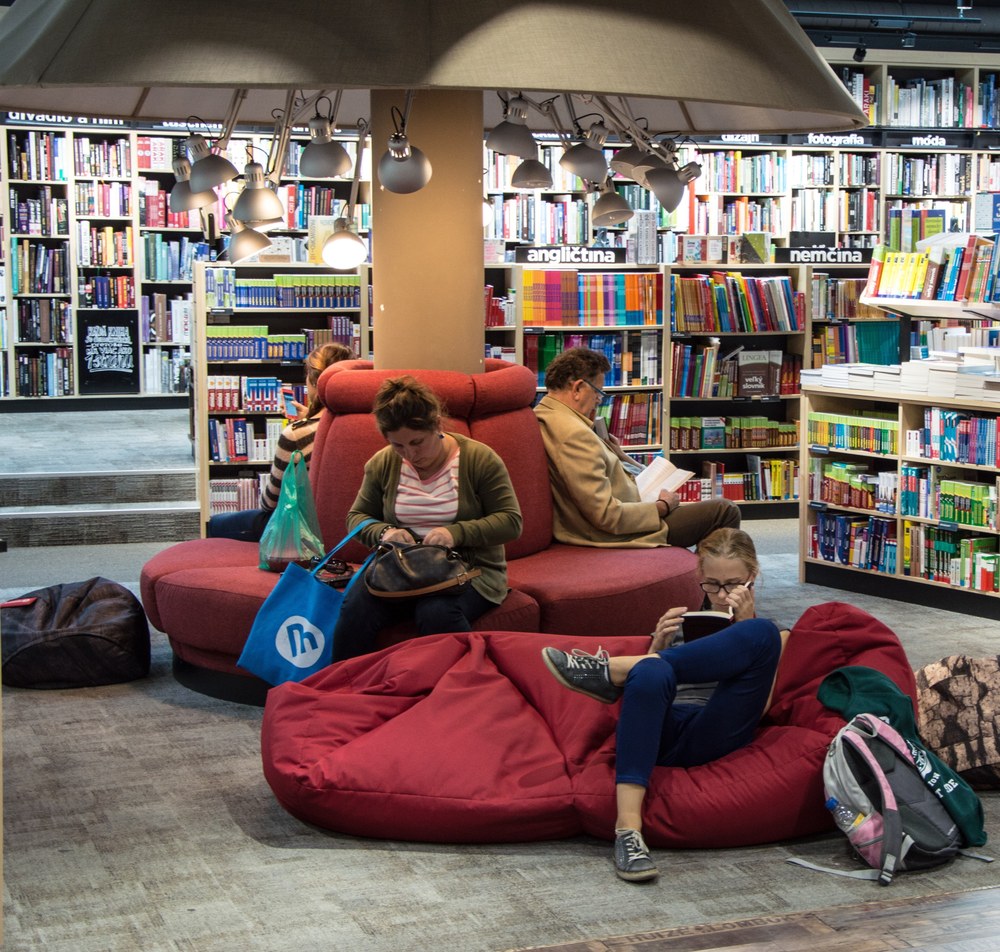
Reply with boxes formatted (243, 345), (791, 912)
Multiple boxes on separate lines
(534, 394), (669, 548)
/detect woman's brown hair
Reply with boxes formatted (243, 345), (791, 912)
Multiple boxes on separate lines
(304, 342), (353, 416)
(372, 375), (446, 435)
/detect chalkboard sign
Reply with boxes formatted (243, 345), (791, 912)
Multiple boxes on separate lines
(77, 312), (140, 395)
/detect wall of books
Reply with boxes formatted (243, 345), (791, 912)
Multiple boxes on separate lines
(0, 116), (370, 401)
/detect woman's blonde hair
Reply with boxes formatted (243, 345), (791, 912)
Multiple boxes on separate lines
(304, 342), (353, 416)
(696, 527), (759, 578)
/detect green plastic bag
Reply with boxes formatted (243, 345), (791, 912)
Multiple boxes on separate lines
(258, 450), (326, 572)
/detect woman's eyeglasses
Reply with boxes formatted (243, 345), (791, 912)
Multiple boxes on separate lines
(699, 579), (754, 594)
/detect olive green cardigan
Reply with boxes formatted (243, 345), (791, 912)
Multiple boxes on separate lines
(346, 433), (522, 604)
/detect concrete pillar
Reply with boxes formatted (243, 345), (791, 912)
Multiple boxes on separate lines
(370, 89), (485, 373)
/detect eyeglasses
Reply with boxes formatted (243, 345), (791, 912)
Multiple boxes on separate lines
(580, 379), (608, 402)
(699, 579), (755, 594)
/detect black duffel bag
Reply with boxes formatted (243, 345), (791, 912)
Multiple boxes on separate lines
(1, 577), (151, 688)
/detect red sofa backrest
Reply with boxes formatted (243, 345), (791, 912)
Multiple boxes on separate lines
(312, 359), (553, 561)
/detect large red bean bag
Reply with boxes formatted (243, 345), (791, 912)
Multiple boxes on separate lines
(260, 602), (916, 847)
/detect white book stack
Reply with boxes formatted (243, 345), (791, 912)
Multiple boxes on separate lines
(819, 363), (851, 388)
(800, 367), (823, 388)
(873, 365), (902, 391)
(926, 362), (959, 398)
(846, 364), (876, 390)
(899, 358), (942, 393)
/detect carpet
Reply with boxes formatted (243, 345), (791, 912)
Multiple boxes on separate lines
(4, 546), (1000, 951)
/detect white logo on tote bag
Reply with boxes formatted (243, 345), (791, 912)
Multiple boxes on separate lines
(275, 615), (326, 668)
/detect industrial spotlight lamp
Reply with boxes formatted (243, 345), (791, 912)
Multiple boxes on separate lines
(591, 178), (634, 227)
(559, 119), (610, 183)
(377, 91), (432, 194)
(485, 94), (538, 159)
(322, 118), (371, 270)
(298, 92), (352, 178)
(169, 155), (217, 213)
(186, 89), (248, 192)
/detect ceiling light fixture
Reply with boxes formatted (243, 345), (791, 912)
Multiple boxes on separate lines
(298, 91), (352, 179)
(322, 118), (371, 270)
(485, 93), (539, 160)
(377, 91), (432, 194)
(186, 89), (248, 192)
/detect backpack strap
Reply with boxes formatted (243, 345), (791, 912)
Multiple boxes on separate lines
(785, 857), (883, 880)
(841, 726), (903, 885)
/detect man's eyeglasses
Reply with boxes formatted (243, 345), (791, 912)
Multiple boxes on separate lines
(699, 579), (755, 594)
(581, 379), (608, 402)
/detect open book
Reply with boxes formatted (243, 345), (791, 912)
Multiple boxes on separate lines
(680, 610), (732, 641)
(634, 455), (695, 502)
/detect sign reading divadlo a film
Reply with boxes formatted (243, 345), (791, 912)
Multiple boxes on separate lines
(77, 312), (140, 395)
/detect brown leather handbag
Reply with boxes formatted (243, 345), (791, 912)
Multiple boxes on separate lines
(364, 541), (481, 598)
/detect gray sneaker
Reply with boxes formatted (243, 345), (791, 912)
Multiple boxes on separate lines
(541, 646), (622, 704)
(613, 829), (659, 882)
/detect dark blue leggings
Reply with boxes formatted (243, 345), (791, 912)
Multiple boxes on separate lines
(331, 580), (494, 662)
(615, 618), (782, 787)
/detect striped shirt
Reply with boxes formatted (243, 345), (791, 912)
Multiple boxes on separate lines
(260, 413), (322, 510)
(394, 451), (461, 537)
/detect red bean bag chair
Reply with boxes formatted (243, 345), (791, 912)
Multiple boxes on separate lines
(260, 602), (916, 846)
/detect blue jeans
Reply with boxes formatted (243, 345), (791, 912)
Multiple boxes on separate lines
(206, 508), (272, 542)
(331, 580), (494, 662)
(614, 618), (782, 786)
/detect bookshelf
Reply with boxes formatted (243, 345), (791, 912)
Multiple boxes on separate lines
(0, 118), (371, 403)
(191, 261), (367, 529)
(800, 383), (1000, 619)
(665, 262), (805, 512)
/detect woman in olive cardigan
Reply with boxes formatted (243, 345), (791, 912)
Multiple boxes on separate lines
(331, 375), (522, 662)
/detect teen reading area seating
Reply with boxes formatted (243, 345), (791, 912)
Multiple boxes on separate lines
(260, 602), (916, 845)
(140, 359), (703, 703)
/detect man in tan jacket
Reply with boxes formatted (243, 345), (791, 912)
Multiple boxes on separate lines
(534, 347), (740, 548)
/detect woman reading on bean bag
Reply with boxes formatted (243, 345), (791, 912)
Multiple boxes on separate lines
(542, 528), (788, 883)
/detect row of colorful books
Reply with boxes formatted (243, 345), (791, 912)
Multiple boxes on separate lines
(142, 348), (191, 395)
(594, 391), (664, 447)
(521, 270), (663, 327)
(902, 522), (1000, 592)
(810, 512), (898, 572)
(806, 458), (898, 514)
(10, 239), (69, 294)
(140, 292), (193, 345)
(687, 456), (799, 502)
(908, 406), (1000, 466)
(14, 348), (74, 397)
(207, 415), (286, 464)
(141, 232), (212, 283)
(9, 186), (69, 236)
(670, 343), (800, 399)
(74, 179), (131, 218)
(669, 272), (803, 333)
(898, 464), (999, 529)
(15, 298), (72, 345)
(77, 272), (135, 309)
(137, 177), (203, 229)
(205, 375), (285, 413)
(76, 223), (133, 268)
(207, 474), (268, 515)
(72, 135), (131, 179)
(205, 328), (309, 362)
(863, 232), (1000, 302)
(668, 415), (799, 451)
(523, 330), (663, 388)
(806, 408), (899, 455)
(7, 130), (69, 182)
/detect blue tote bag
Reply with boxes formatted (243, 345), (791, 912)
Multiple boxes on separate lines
(238, 520), (375, 686)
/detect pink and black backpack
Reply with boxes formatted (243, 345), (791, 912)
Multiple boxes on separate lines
(791, 713), (989, 884)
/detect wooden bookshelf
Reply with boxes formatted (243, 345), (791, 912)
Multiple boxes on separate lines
(800, 383), (1000, 618)
(190, 261), (367, 529)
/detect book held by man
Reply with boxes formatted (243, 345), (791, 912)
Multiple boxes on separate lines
(634, 455), (695, 502)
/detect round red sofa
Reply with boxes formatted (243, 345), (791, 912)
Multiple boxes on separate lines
(260, 601), (917, 846)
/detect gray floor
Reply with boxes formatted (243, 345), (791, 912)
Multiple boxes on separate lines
(2, 408), (1000, 951)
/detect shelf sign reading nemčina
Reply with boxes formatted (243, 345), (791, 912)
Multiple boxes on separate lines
(514, 246), (627, 265)
(775, 247), (874, 265)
